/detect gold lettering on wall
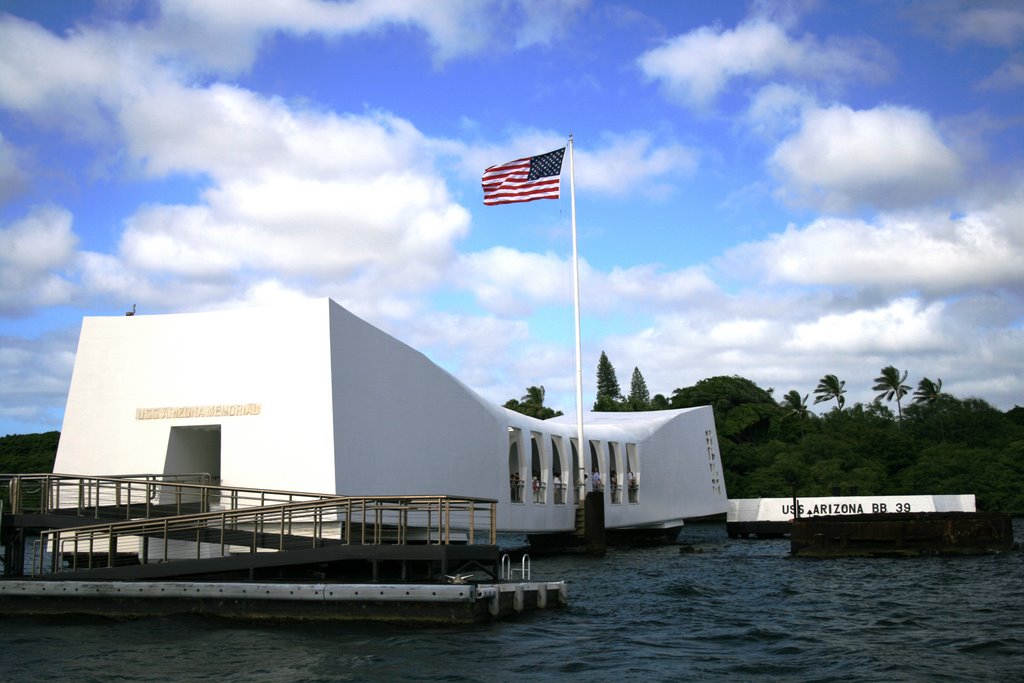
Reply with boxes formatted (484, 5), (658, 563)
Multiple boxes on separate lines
(134, 403), (262, 420)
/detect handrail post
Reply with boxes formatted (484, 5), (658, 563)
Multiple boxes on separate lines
(111, 527), (120, 567)
(345, 499), (352, 544)
(444, 498), (450, 545)
(361, 499), (366, 545)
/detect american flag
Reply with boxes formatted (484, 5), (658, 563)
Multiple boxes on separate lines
(482, 147), (565, 205)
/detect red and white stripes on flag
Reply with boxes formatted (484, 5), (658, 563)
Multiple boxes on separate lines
(481, 147), (565, 205)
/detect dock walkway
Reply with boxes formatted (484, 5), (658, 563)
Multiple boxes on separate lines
(1, 474), (566, 622)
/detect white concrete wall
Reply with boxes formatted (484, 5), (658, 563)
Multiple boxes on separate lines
(727, 494), (977, 522)
(55, 298), (730, 534)
(55, 299), (337, 493)
(545, 407), (729, 529)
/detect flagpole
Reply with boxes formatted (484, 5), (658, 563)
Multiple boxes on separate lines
(569, 135), (586, 505)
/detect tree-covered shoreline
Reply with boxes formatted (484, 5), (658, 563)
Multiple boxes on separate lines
(670, 375), (1024, 514)
(510, 353), (1024, 514)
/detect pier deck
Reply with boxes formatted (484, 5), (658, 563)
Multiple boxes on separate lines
(1, 474), (567, 622)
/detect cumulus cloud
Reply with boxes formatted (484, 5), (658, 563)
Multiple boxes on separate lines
(111, 80), (471, 293)
(743, 84), (816, 138)
(574, 133), (698, 196)
(452, 246), (717, 317)
(724, 194), (1024, 293)
(96, 0), (585, 75)
(637, 18), (890, 109)
(930, 3), (1024, 47)
(0, 206), (79, 315)
(770, 104), (962, 211)
(0, 15), (161, 139)
(978, 54), (1024, 90)
(0, 326), (79, 431)
(0, 1), (584, 140)
(786, 298), (948, 354)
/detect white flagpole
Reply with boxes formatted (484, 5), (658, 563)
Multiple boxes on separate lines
(569, 135), (586, 504)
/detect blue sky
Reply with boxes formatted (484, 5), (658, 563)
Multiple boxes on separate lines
(1, 0), (1022, 436)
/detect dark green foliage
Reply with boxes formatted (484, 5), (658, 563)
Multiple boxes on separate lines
(593, 351), (623, 411)
(0, 432), (59, 510)
(671, 375), (778, 444)
(504, 386), (564, 420)
(627, 367), (651, 410)
(0, 431), (59, 473)
(669, 374), (1024, 513)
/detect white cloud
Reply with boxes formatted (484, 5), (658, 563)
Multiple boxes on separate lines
(0, 15), (153, 139)
(112, 80), (471, 292)
(149, 0), (584, 71)
(452, 247), (718, 317)
(0, 206), (79, 314)
(743, 84), (815, 138)
(946, 5), (1024, 47)
(575, 133), (698, 196)
(770, 104), (961, 211)
(638, 18), (889, 109)
(723, 191), (1024, 293)
(978, 54), (1024, 90)
(452, 248), (573, 316)
(0, 328), (78, 431)
(786, 298), (948, 354)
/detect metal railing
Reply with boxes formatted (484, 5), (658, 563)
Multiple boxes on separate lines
(34, 493), (497, 576)
(3, 473), (331, 520)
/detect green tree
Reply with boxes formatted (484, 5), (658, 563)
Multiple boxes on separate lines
(781, 390), (810, 437)
(627, 367), (651, 410)
(913, 377), (942, 405)
(912, 377), (946, 440)
(813, 374), (846, 411)
(0, 432), (60, 473)
(873, 365), (910, 421)
(671, 376), (780, 445)
(503, 386), (563, 420)
(594, 351), (623, 411)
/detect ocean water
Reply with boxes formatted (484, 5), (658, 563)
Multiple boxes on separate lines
(2, 521), (1023, 682)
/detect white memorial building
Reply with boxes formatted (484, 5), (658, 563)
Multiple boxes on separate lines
(54, 298), (728, 535)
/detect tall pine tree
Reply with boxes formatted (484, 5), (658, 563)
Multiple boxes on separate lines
(627, 366), (651, 410)
(594, 351), (623, 411)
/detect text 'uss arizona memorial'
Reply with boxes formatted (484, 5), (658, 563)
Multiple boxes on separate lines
(135, 404), (262, 420)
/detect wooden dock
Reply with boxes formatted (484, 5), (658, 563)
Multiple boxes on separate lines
(1, 474), (567, 622)
(0, 579), (567, 624)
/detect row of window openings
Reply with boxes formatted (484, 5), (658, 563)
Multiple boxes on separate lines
(507, 430), (640, 506)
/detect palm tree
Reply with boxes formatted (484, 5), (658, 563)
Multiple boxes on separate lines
(521, 385), (547, 413)
(914, 377), (945, 440)
(913, 377), (943, 405)
(873, 365), (910, 421)
(781, 390), (810, 437)
(813, 374), (846, 411)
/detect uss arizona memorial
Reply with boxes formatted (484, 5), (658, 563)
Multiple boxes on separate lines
(54, 298), (728, 537)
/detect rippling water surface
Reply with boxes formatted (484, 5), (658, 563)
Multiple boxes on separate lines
(4, 521), (1023, 682)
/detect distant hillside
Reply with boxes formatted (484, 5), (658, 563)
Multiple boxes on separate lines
(0, 431), (59, 474)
